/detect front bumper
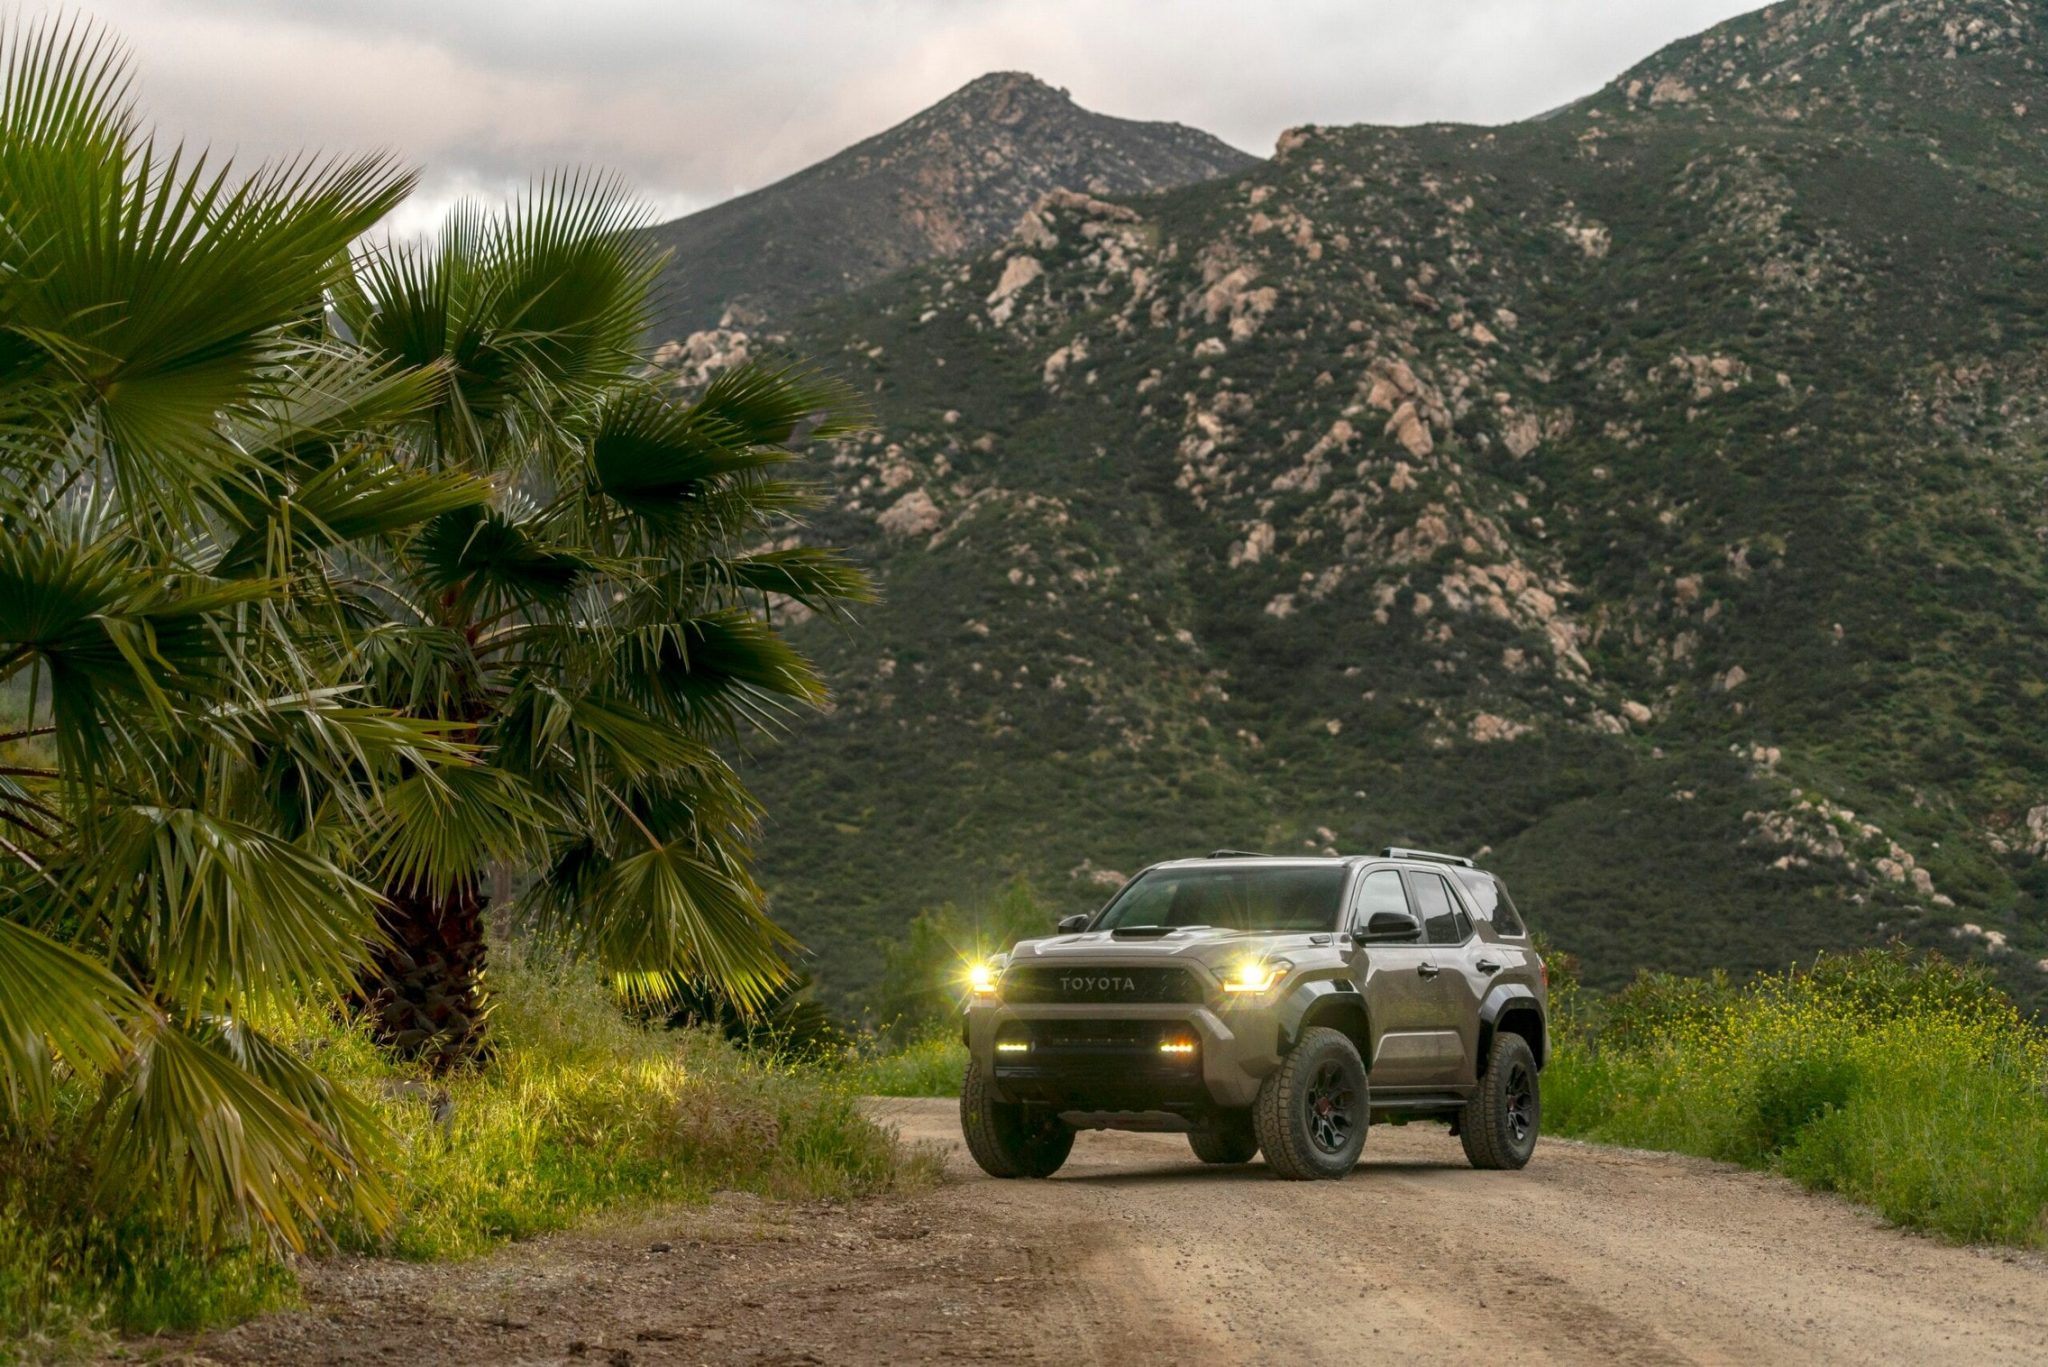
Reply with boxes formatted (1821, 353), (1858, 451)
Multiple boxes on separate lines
(966, 999), (1285, 1113)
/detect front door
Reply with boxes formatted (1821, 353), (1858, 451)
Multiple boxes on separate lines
(1347, 868), (1460, 1088)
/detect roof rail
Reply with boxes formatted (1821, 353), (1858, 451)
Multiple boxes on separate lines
(1382, 846), (1475, 868)
(1207, 848), (1270, 859)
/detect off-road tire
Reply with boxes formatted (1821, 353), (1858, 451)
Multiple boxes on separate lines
(1252, 1027), (1369, 1180)
(1188, 1111), (1260, 1165)
(1460, 1032), (1540, 1170)
(960, 1058), (1075, 1178)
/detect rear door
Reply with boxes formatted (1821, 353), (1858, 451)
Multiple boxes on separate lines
(1348, 868), (1458, 1087)
(1398, 868), (1479, 1086)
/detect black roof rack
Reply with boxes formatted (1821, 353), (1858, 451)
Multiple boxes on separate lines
(1381, 846), (1475, 868)
(1206, 848), (1270, 859)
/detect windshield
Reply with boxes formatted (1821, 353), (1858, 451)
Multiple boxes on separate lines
(1094, 865), (1347, 933)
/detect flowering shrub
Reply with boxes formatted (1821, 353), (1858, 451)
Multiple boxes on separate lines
(1545, 947), (2048, 1246)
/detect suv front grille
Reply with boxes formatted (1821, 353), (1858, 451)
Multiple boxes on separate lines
(993, 1018), (1207, 1109)
(1000, 964), (1205, 1004)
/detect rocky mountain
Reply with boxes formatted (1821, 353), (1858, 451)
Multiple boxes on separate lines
(642, 72), (1256, 340)
(670, 0), (2048, 1012)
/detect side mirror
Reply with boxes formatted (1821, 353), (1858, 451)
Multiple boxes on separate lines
(1360, 910), (1421, 943)
(1056, 914), (1091, 934)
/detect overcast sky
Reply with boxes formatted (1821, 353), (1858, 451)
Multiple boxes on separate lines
(81, 0), (1761, 237)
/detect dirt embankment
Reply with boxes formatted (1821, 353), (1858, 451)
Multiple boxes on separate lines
(172, 1097), (2048, 1365)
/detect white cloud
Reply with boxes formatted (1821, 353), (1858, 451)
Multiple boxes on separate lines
(75, 0), (1760, 231)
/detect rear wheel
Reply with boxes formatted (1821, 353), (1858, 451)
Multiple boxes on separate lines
(1252, 1026), (1368, 1180)
(1459, 1032), (1540, 1170)
(1188, 1111), (1259, 1165)
(960, 1058), (1075, 1178)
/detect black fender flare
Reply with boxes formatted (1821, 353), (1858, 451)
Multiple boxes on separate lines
(1477, 984), (1547, 1069)
(1276, 979), (1371, 1057)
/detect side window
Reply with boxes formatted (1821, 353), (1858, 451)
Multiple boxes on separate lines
(1452, 868), (1526, 937)
(1493, 884), (1527, 938)
(1350, 869), (1410, 928)
(1406, 872), (1467, 945)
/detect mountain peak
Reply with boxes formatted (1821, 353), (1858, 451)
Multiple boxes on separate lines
(940, 71), (1072, 108)
(645, 74), (1255, 337)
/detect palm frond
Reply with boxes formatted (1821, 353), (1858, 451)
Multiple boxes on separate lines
(548, 840), (795, 1014)
(0, 516), (274, 782)
(685, 546), (875, 615)
(611, 612), (827, 737)
(585, 382), (785, 501)
(369, 763), (548, 900)
(99, 1013), (391, 1250)
(409, 504), (595, 619)
(688, 362), (867, 448)
(0, 15), (134, 156)
(84, 804), (379, 1013)
(0, 915), (138, 1119)
(213, 449), (490, 579)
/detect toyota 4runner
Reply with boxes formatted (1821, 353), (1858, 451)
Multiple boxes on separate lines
(959, 848), (1546, 1180)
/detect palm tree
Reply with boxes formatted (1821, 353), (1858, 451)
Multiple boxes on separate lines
(332, 184), (870, 1070)
(0, 18), (499, 1243)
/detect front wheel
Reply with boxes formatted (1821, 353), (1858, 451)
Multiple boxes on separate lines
(1252, 1026), (1368, 1180)
(1459, 1032), (1540, 1170)
(960, 1058), (1075, 1178)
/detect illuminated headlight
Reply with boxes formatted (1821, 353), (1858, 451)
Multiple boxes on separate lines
(1222, 958), (1291, 994)
(996, 1040), (1030, 1054)
(1158, 1039), (1198, 1056)
(967, 959), (1003, 996)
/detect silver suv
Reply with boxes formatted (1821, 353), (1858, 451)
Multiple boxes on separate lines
(959, 849), (1547, 1180)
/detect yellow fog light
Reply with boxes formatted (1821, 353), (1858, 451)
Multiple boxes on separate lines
(1222, 959), (1288, 994)
(967, 961), (1000, 996)
(1159, 1039), (1197, 1056)
(996, 1040), (1030, 1053)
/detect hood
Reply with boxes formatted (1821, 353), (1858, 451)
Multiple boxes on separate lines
(1006, 926), (1328, 970)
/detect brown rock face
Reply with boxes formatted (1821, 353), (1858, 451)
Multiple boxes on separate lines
(644, 72), (1256, 339)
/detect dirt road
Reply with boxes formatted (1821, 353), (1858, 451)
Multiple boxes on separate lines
(179, 1097), (2048, 1365)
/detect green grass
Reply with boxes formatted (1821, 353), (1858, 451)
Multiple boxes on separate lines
(0, 948), (936, 1355)
(847, 1029), (968, 1098)
(1544, 948), (2048, 1247)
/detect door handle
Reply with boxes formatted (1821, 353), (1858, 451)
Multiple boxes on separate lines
(1476, 959), (1503, 975)
(1417, 963), (1440, 979)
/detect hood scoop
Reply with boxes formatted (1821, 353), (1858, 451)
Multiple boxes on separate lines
(1110, 925), (1209, 940)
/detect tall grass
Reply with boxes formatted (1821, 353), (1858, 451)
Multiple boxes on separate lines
(0, 949), (934, 1353)
(847, 1027), (968, 1098)
(1544, 947), (2048, 1247)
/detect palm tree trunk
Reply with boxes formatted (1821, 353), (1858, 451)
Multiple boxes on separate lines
(359, 879), (492, 1073)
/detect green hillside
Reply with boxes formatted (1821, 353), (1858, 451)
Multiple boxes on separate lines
(689, 0), (2048, 1012)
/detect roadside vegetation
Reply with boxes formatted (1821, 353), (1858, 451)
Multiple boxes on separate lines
(1545, 945), (2048, 1248)
(0, 947), (930, 1351)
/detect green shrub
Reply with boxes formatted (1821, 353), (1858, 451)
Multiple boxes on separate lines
(0, 947), (929, 1348)
(1545, 947), (2048, 1247)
